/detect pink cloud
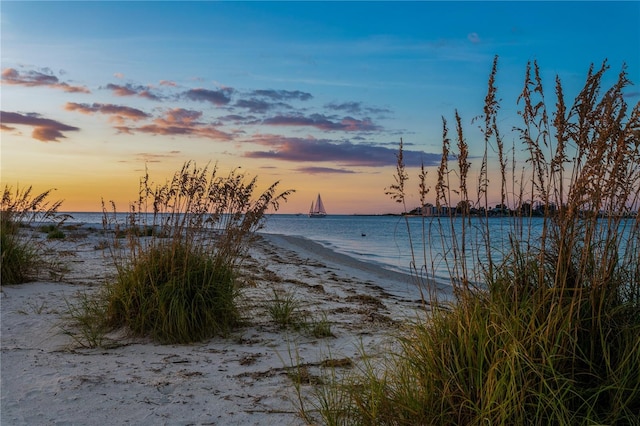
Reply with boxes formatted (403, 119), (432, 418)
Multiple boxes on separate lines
(104, 83), (161, 100)
(65, 102), (150, 123)
(1, 111), (79, 142)
(159, 108), (203, 125)
(134, 151), (182, 163)
(1, 68), (90, 93)
(114, 109), (232, 141)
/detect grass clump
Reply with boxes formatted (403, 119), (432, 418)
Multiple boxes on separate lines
(267, 289), (334, 337)
(306, 58), (640, 424)
(45, 228), (66, 240)
(95, 162), (292, 344)
(268, 289), (302, 328)
(1, 185), (64, 284)
(63, 290), (113, 349)
(307, 313), (334, 338)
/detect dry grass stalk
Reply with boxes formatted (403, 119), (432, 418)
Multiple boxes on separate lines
(305, 57), (640, 425)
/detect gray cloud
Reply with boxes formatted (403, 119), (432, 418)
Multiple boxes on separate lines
(251, 89), (312, 101)
(184, 88), (233, 105)
(244, 134), (439, 167)
(262, 113), (382, 132)
(296, 166), (356, 174)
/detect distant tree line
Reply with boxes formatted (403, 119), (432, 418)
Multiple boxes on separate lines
(404, 201), (637, 218)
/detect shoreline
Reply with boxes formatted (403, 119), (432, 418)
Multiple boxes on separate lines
(1, 227), (442, 425)
(259, 233), (452, 303)
(41, 212), (455, 287)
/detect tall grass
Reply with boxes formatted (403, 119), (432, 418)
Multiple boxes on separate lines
(1, 185), (64, 284)
(100, 162), (293, 344)
(307, 58), (640, 424)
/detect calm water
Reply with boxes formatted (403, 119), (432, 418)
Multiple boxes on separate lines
(58, 212), (551, 283)
(262, 214), (545, 283)
(42, 211), (637, 292)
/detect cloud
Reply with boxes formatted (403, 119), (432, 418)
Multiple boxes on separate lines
(325, 101), (363, 114)
(159, 108), (203, 125)
(250, 89), (312, 101)
(1, 111), (79, 142)
(115, 108), (233, 141)
(234, 99), (274, 114)
(296, 166), (356, 174)
(183, 88), (233, 105)
(104, 83), (162, 100)
(65, 102), (150, 123)
(133, 151), (182, 163)
(159, 80), (177, 87)
(263, 113), (382, 132)
(467, 32), (481, 44)
(234, 98), (293, 114)
(244, 134), (438, 167)
(325, 101), (392, 116)
(1, 68), (90, 93)
(233, 88), (314, 114)
(217, 113), (260, 125)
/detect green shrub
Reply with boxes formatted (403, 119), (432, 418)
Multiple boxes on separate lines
(96, 162), (292, 344)
(1, 185), (63, 284)
(307, 58), (640, 425)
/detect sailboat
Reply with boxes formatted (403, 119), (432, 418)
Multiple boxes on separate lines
(309, 193), (327, 218)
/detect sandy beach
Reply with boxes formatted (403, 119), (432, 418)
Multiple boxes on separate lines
(1, 227), (445, 425)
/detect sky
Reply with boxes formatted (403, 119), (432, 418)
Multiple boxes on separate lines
(1, 1), (639, 214)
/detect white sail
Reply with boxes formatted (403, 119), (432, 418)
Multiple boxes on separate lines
(309, 194), (327, 217)
(315, 194), (326, 214)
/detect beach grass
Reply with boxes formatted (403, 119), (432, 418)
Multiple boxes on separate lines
(67, 162), (292, 345)
(267, 289), (334, 337)
(304, 58), (640, 425)
(268, 289), (303, 329)
(1, 185), (64, 284)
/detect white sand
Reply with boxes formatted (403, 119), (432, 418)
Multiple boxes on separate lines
(1, 228), (446, 425)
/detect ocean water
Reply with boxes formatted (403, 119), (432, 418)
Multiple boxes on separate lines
(34, 211), (635, 294)
(261, 214), (545, 283)
(57, 212), (546, 283)
(53, 212), (637, 286)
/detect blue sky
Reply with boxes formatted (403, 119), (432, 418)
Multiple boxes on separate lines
(1, 1), (639, 213)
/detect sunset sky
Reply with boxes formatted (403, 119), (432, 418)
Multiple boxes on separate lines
(2, 1), (639, 214)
